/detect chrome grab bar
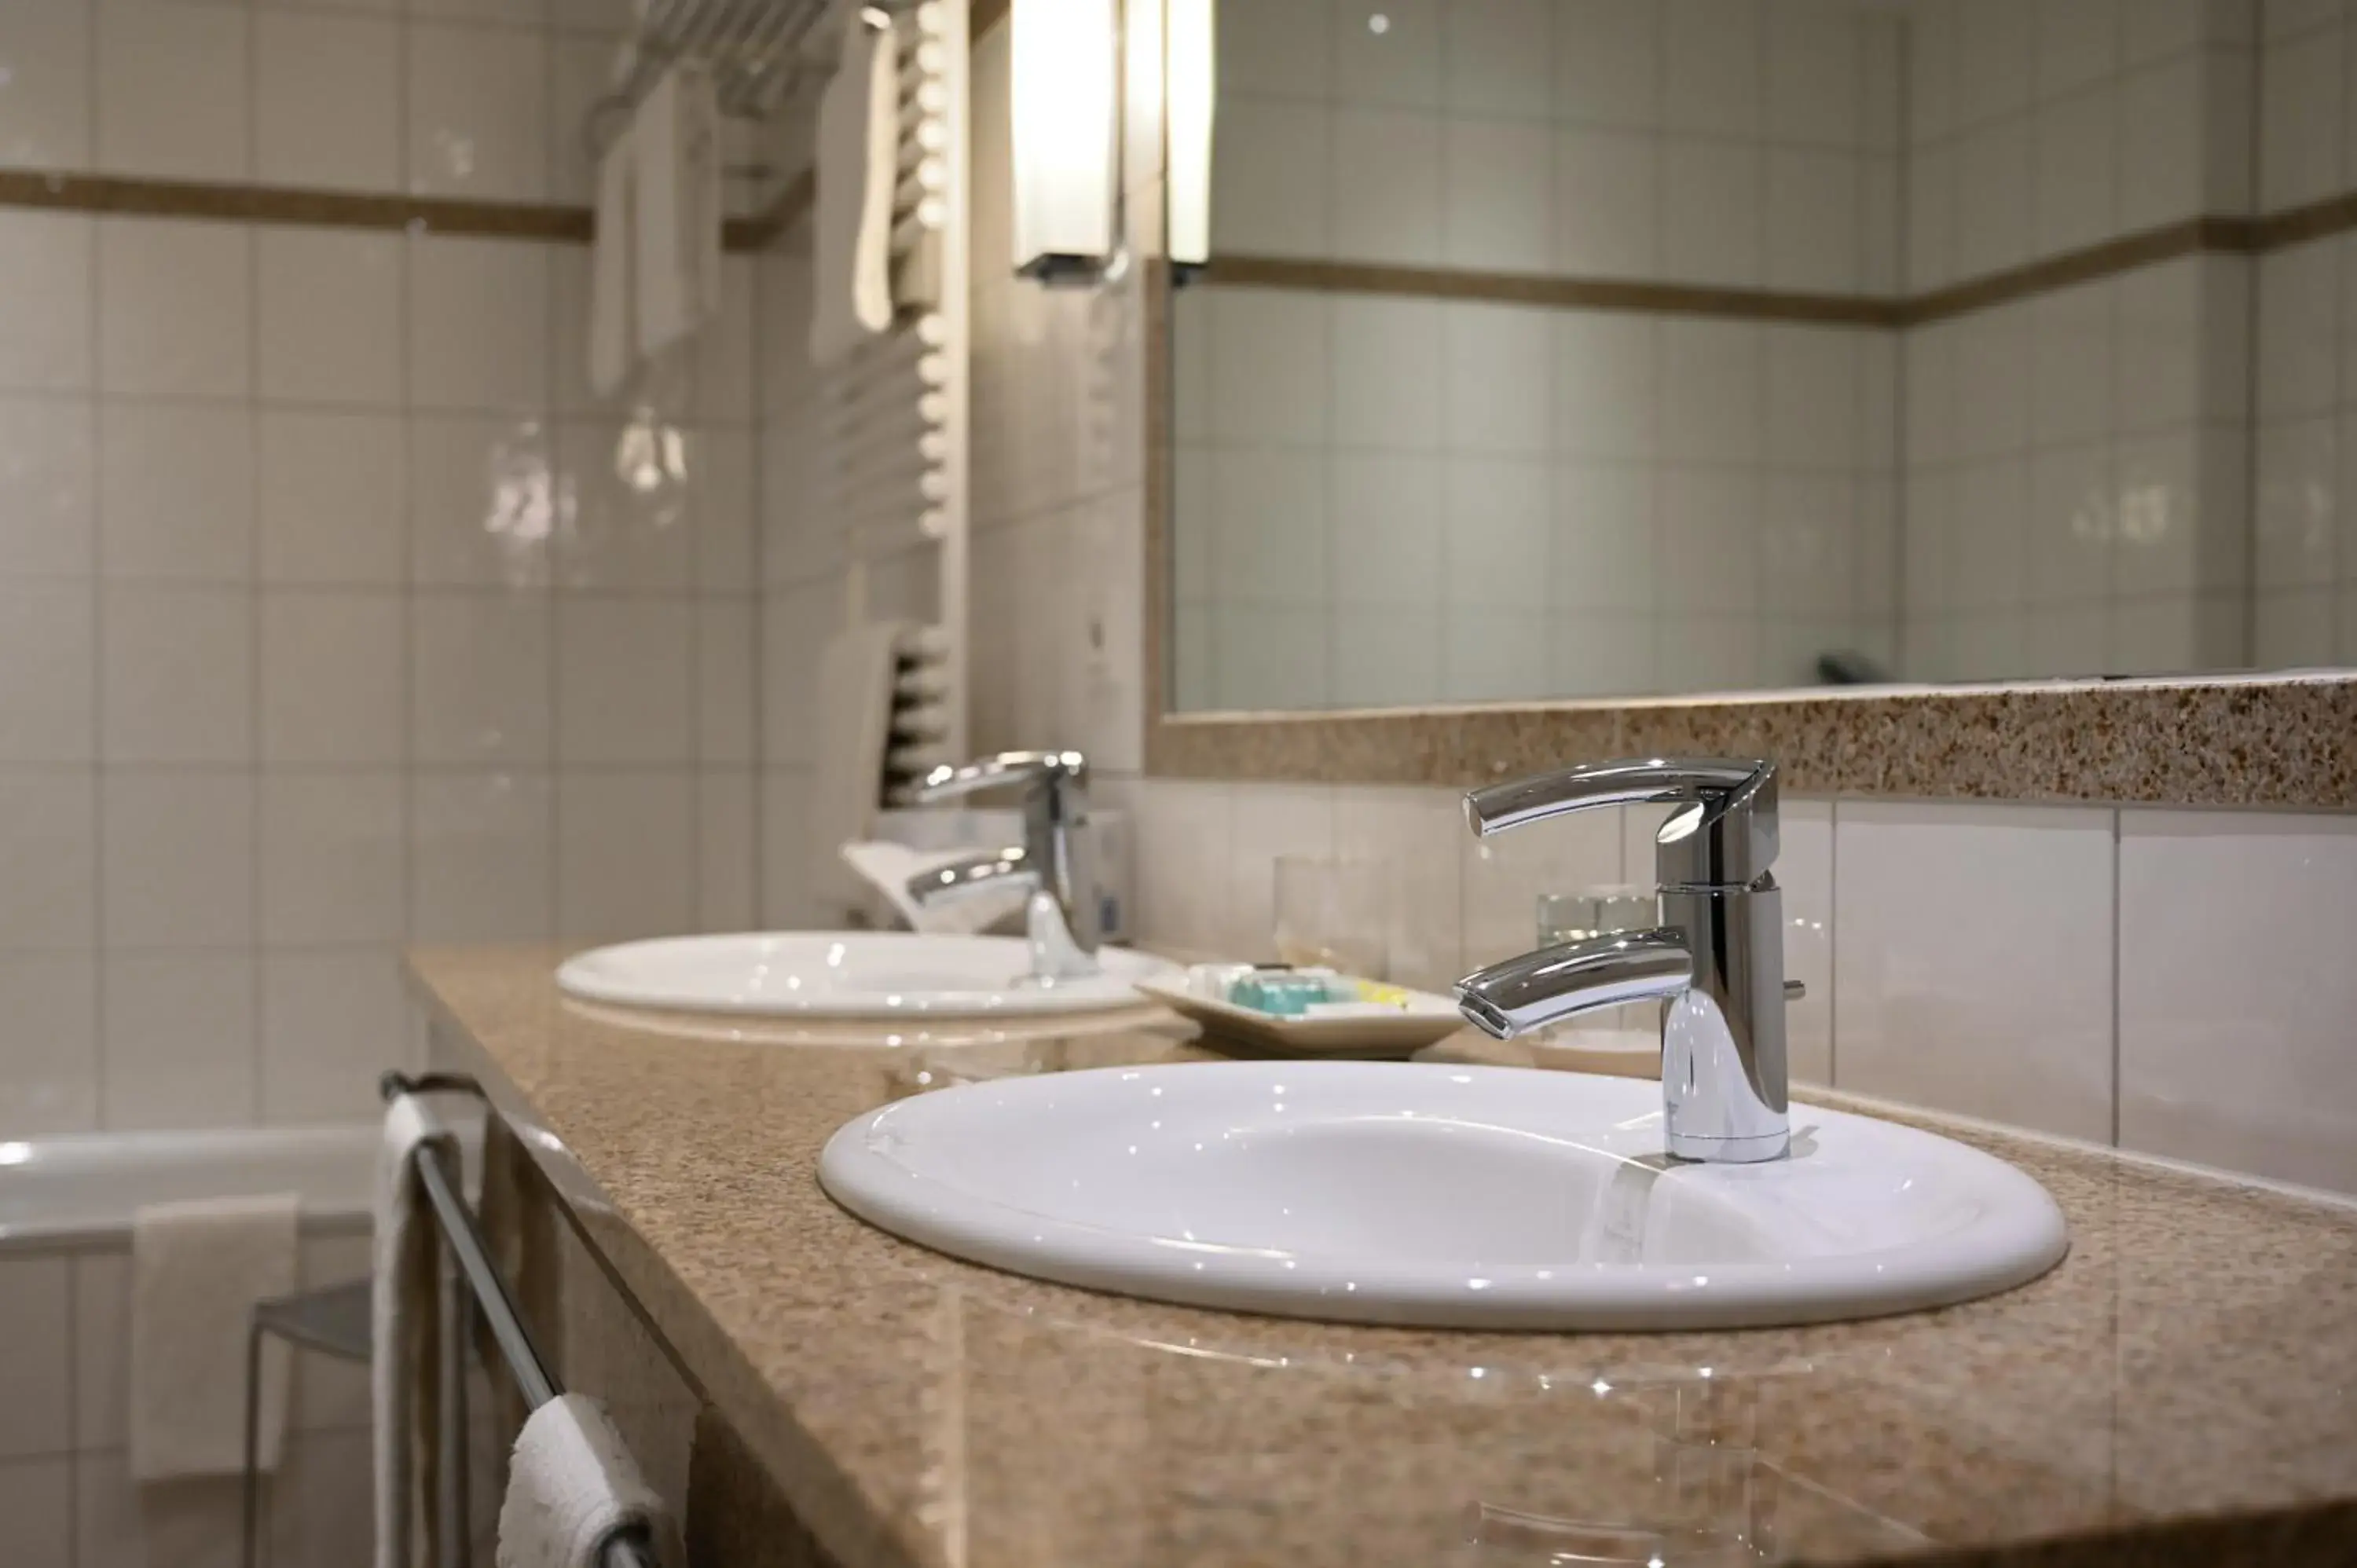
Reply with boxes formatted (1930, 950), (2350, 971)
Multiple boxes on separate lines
(379, 1072), (657, 1568)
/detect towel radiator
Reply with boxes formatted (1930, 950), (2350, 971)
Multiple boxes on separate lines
(380, 1072), (658, 1568)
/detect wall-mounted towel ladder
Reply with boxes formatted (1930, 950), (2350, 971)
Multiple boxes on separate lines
(380, 1072), (657, 1568)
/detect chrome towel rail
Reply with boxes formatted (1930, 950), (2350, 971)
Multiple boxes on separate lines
(380, 1072), (658, 1568)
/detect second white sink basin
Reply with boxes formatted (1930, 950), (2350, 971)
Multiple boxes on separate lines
(819, 1061), (2070, 1330)
(557, 932), (1176, 1020)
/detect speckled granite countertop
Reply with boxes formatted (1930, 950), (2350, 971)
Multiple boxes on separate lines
(408, 945), (2357, 1568)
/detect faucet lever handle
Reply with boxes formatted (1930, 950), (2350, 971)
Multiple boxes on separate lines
(1465, 757), (1778, 888)
(914, 749), (1089, 806)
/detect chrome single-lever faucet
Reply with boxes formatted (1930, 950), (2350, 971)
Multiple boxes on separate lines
(906, 750), (1102, 982)
(1454, 758), (1791, 1163)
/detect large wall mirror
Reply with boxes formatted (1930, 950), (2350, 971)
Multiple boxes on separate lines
(1164, 0), (2348, 714)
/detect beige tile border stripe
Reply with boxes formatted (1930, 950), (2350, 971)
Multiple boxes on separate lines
(0, 167), (814, 254)
(1207, 192), (2357, 327)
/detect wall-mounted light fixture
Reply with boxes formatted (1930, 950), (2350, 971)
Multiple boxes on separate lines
(1010, 0), (1121, 282)
(1164, 0), (1215, 277)
(1010, 0), (1214, 285)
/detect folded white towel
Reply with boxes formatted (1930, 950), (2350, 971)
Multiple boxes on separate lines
(128, 1192), (299, 1482)
(632, 64), (721, 361)
(808, 14), (898, 367)
(375, 1094), (457, 1568)
(497, 1394), (681, 1568)
(588, 119), (636, 397)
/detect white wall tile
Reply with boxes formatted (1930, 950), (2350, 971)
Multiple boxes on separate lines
(1331, 784), (1463, 990)
(0, 772), (94, 951)
(255, 10), (401, 192)
(409, 415), (556, 588)
(1552, 130), (1658, 278)
(696, 770), (756, 932)
(1329, 109), (1444, 265)
(258, 229), (403, 407)
(1442, 119), (1551, 272)
(1461, 802), (1622, 976)
(100, 584), (252, 764)
(1662, 0), (1761, 137)
(1211, 449), (1327, 604)
(1332, 605), (1444, 705)
(2035, 90), (2117, 256)
(0, 1458), (70, 1565)
(1445, 0), (1552, 119)
(1553, 0), (1659, 128)
(2029, 280), (2115, 445)
(101, 771), (254, 950)
(2035, 0), (2119, 99)
(409, 769), (552, 942)
(0, 954), (98, 1134)
(95, 0), (250, 181)
(1330, 453), (1442, 605)
(104, 951), (257, 1129)
(696, 598), (755, 765)
(0, 1258), (70, 1459)
(1764, 149), (1861, 295)
(2117, 57), (2205, 233)
(2259, 26), (2345, 212)
(0, 0), (91, 171)
(1336, 0), (1440, 108)
(1659, 139), (1763, 288)
(1445, 302), (1550, 455)
(1832, 801), (2115, 1141)
(0, 396), (95, 577)
(1211, 100), (1329, 256)
(2119, 811), (2357, 1192)
(1554, 310), (1657, 460)
(409, 236), (553, 414)
(261, 772), (405, 947)
(260, 591), (405, 765)
(1329, 295), (1442, 449)
(2256, 240), (2341, 422)
(258, 412), (407, 586)
(1222, 0), (1334, 100)
(552, 421), (694, 593)
(556, 770), (694, 939)
(98, 404), (255, 581)
(0, 213), (92, 392)
(1209, 289), (1329, 445)
(0, 583), (93, 762)
(97, 219), (251, 400)
(1226, 782), (1334, 960)
(261, 948), (405, 1123)
(1129, 780), (1233, 954)
(407, 22), (550, 200)
(1766, 5), (1860, 145)
(1954, 117), (2034, 280)
(409, 592), (552, 764)
(1552, 461), (1654, 609)
(1659, 320), (1763, 464)
(555, 597), (692, 764)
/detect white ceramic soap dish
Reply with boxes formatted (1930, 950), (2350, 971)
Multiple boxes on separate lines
(1134, 964), (1467, 1058)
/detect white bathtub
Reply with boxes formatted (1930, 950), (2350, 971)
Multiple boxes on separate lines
(0, 1123), (380, 1251)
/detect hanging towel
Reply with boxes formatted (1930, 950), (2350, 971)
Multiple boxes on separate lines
(127, 1193), (299, 1481)
(808, 14), (899, 367)
(588, 120), (636, 397)
(375, 1094), (458, 1568)
(497, 1394), (681, 1568)
(632, 64), (722, 360)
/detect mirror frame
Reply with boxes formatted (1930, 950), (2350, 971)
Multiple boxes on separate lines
(1138, 262), (2357, 811)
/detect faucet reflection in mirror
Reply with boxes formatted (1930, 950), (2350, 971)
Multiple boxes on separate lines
(1456, 759), (1791, 1165)
(908, 749), (1102, 981)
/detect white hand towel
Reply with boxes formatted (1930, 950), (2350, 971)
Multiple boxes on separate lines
(375, 1094), (457, 1568)
(632, 64), (721, 360)
(497, 1394), (681, 1568)
(588, 121), (636, 397)
(128, 1192), (299, 1482)
(808, 16), (898, 367)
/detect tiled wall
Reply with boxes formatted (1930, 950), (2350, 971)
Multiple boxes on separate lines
(1171, 294), (1900, 705)
(1113, 776), (2357, 1198)
(1172, 0), (1904, 710)
(1898, 0), (2257, 680)
(0, 1), (762, 1134)
(2251, 0), (2357, 665)
(0, 1227), (378, 1568)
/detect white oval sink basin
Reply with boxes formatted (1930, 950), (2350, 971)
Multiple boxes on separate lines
(557, 932), (1177, 1020)
(819, 1061), (2069, 1330)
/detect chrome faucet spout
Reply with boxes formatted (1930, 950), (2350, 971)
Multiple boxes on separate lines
(1453, 757), (1792, 1164)
(910, 751), (1100, 982)
(1456, 929), (1692, 1040)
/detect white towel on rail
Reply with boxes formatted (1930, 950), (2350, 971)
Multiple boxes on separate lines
(588, 119), (636, 397)
(632, 64), (721, 359)
(809, 13), (898, 367)
(497, 1394), (681, 1568)
(375, 1094), (457, 1568)
(127, 1193), (299, 1481)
